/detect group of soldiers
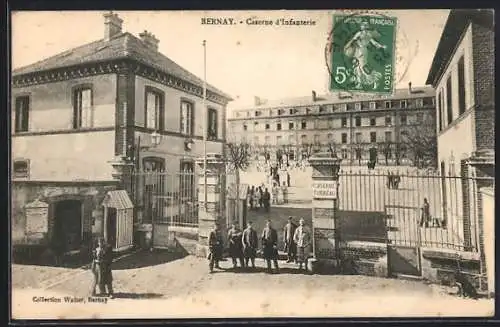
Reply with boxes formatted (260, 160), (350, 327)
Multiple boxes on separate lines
(207, 217), (312, 274)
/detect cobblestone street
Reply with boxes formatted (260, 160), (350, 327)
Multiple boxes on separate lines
(12, 250), (494, 319)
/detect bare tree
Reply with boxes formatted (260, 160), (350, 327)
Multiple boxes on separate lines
(225, 142), (253, 225)
(401, 118), (438, 168)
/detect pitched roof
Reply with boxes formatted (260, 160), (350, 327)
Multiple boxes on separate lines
(234, 86), (435, 111)
(12, 32), (232, 100)
(426, 9), (494, 86)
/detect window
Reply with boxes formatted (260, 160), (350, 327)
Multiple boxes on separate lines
(327, 133), (333, 141)
(446, 76), (453, 124)
(277, 123), (282, 131)
(341, 148), (348, 159)
(143, 156), (165, 172)
(328, 119), (335, 128)
(73, 87), (93, 129)
(341, 133), (348, 144)
(458, 56), (466, 115)
(355, 132), (362, 143)
(265, 136), (271, 144)
(423, 97), (434, 106)
(314, 134), (320, 144)
(370, 102), (377, 109)
(416, 113), (424, 123)
(355, 103), (361, 110)
(289, 122), (294, 130)
(385, 101), (391, 109)
(355, 116), (361, 127)
(346, 103), (355, 111)
(400, 100), (407, 108)
(288, 134), (294, 144)
(255, 110), (262, 117)
(306, 108), (311, 115)
(265, 123), (270, 130)
(243, 124), (248, 131)
(341, 117), (347, 127)
(416, 98), (424, 107)
(14, 96), (30, 132)
(13, 159), (29, 178)
(335, 103), (347, 111)
(370, 132), (377, 143)
(438, 92), (443, 131)
(370, 117), (376, 126)
(319, 106), (326, 113)
(301, 121), (307, 129)
(145, 88), (164, 130)
(385, 131), (392, 142)
(235, 112), (240, 118)
(276, 135), (282, 144)
(289, 108), (296, 115)
(277, 109), (283, 116)
(400, 114), (407, 125)
(207, 108), (218, 140)
(179, 160), (195, 199)
(301, 134), (307, 144)
(180, 101), (194, 135)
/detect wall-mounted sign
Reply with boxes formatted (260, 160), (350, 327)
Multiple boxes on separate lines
(312, 180), (337, 199)
(25, 199), (49, 234)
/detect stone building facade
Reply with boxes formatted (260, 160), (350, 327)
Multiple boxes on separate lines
(227, 85), (436, 166)
(11, 12), (232, 256)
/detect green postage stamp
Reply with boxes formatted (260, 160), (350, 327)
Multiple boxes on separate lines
(329, 14), (397, 94)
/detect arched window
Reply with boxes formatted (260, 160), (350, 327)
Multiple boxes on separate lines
(142, 156), (165, 172)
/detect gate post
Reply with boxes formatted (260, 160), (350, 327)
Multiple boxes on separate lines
(308, 151), (342, 273)
(195, 153), (227, 258)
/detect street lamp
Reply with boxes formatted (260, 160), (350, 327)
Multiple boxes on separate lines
(151, 130), (162, 147)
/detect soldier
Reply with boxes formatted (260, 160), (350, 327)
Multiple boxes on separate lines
(242, 221), (258, 269)
(208, 223), (224, 273)
(261, 220), (279, 274)
(90, 237), (114, 298)
(227, 222), (245, 269)
(283, 216), (297, 263)
(294, 218), (312, 272)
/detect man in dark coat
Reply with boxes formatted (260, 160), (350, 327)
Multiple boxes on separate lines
(90, 237), (114, 298)
(208, 223), (224, 273)
(242, 221), (258, 269)
(283, 216), (297, 263)
(263, 188), (271, 212)
(227, 222), (245, 269)
(261, 220), (279, 273)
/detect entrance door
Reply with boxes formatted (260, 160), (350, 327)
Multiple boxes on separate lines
(106, 208), (117, 249)
(53, 200), (82, 253)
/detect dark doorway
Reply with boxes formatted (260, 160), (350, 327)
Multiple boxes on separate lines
(53, 200), (82, 253)
(106, 207), (117, 249)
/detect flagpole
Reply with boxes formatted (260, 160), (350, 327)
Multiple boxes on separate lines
(202, 40), (207, 209)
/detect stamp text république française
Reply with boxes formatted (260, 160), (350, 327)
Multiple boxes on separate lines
(201, 17), (317, 26)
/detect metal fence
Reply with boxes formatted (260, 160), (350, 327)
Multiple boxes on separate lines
(131, 170), (199, 228)
(338, 168), (494, 252)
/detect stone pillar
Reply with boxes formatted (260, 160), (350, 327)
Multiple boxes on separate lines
(195, 153), (226, 258)
(308, 151), (342, 272)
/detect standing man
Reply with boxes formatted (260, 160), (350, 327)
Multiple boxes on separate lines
(263, 188), (271, 212)
(208, 223), (224, 273)
(242, 221), (258, 269)
(293, 218), (311, 272)
(227, 222), (245, 269)
(283, 217), (297, 263)
(100, 238), (114, 298)
(261, 220), (279, 274)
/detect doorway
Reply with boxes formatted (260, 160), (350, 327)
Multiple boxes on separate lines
(53, 200), (82, 253)
(106, 207), (117, 248)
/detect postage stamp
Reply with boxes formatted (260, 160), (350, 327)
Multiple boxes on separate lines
(328, 14), (397, 94)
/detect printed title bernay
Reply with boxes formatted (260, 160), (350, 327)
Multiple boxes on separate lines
(201, 17), (316, 26)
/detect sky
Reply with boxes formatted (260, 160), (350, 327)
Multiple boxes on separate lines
(12, 10), (450, 110)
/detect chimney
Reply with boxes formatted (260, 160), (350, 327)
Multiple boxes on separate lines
(408, 81), (412, 94)
(312, 90), (317, 102)
(103, 11), (123, 41)
(139, 30), (160, 52)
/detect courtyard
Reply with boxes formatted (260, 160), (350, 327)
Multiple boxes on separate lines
(11, 250), (494, 319)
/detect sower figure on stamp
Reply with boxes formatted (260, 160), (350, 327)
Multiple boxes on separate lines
(283, 216), (297, 263)
(208, 223), (224, 273)
(227, 221), (245, 269)
(261, 220), (279, 274)
(242, 221), (258, 269)
(294, 218), (312, 272)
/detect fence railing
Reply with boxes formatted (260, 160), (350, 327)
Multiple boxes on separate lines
(338, 168), (494, 252)
(131, 170), (199, 228)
